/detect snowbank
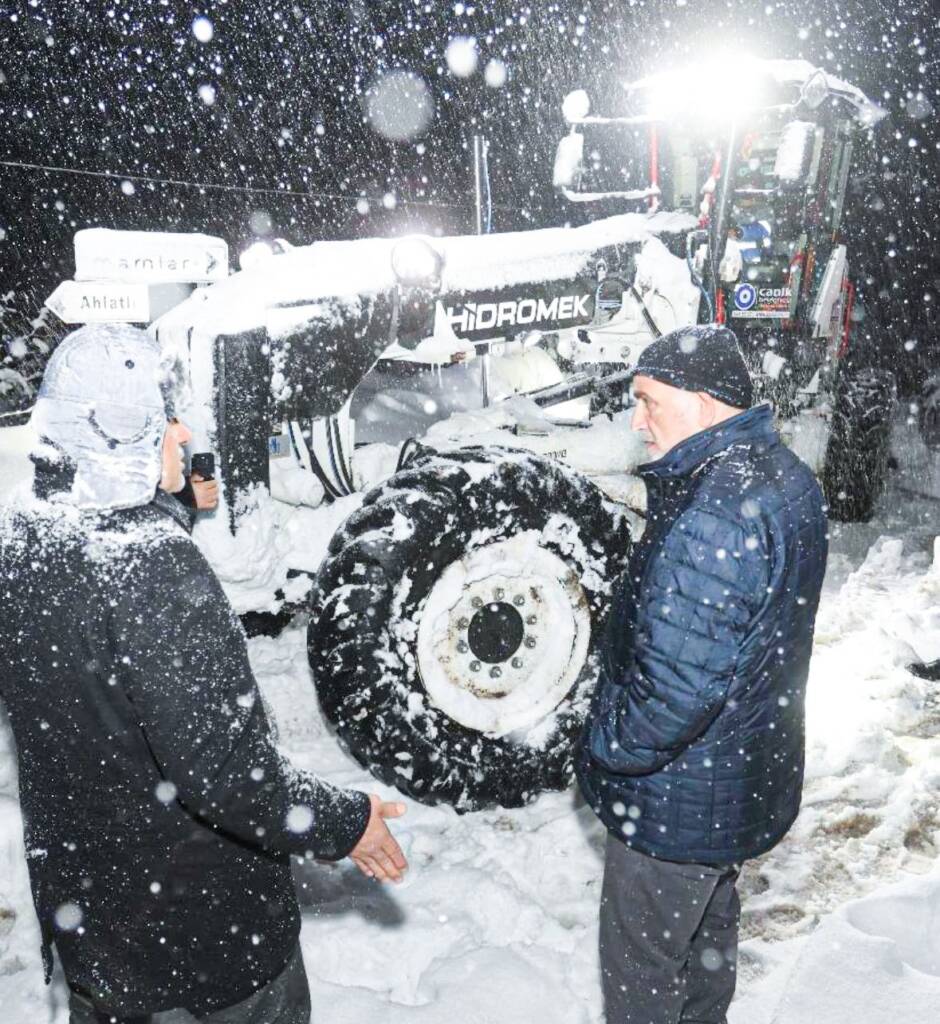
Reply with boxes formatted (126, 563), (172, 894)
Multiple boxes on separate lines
(735, 868), (940, 1024)
(0, 422), (36, 497)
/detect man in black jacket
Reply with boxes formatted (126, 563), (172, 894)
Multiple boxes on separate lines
(0, 324), (407, 1023)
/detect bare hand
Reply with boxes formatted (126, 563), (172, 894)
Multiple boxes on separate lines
(350, 794), (408, 883)
(191, 474), (219, 510)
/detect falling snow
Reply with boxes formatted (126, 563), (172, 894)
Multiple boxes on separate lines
(0, 2), (938, 1022)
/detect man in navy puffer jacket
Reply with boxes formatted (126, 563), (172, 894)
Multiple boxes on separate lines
(577, 324), (827, 1024)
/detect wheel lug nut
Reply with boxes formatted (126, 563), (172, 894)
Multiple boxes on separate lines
(513, 594), (525, 606)
(494, 587), (505, 600)
(511, 657), (523, 669)
(457, 642), (468, 653)
(526, 615), (537, 625)
(524, 636), (537, 649)
(469, 660), (481, 672)
(471, 597), (484, 609)
(490, 666), (502, 679)
(457, 616), (469, 629)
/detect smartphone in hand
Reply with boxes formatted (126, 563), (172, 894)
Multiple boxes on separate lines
(190, 452), (215, 481)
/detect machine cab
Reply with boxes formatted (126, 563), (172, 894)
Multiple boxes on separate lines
(553, 57), (883, 379)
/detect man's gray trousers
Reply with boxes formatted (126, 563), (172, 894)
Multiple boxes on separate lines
(600, 835), (740, 1024)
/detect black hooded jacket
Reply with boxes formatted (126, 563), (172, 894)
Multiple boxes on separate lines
(0, 465), (370, 1016)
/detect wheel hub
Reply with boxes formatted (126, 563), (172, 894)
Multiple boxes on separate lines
(467, 601), (525, 664)
(416, 531), (591, 736)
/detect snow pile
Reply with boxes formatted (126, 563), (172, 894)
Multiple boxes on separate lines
(193, 485), (365, 614)
(751, 868), (940, 1024)
(779, 409), (830, 476)
(0, 421), (36, 496)
(422, 400), (647, 472)
(0, 706), (55, 1021)
(247, 626), (605, 1021)
(631, 234), (702, 335)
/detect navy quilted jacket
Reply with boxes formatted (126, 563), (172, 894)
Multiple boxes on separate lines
(577, 404), (827, 864)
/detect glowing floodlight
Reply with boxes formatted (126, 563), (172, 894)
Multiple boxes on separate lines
(391, 236), (444, 287)
(631, 56), (766, 125)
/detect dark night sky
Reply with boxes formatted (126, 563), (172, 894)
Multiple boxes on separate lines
(1, 0), (938, 393)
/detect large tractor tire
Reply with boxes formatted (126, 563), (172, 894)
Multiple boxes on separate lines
(308, 446), (631, 811)
(822, 367), (896, 522)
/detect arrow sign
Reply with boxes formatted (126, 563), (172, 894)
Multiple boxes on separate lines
(74, 228), (229, 284)
(45, 281), (151, 324)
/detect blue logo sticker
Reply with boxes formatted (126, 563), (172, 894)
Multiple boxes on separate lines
(268, 434), (289, 458)
(734, 283), (757, 311)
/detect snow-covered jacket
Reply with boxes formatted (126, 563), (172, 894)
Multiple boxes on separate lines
(577, 404), (827, 865)
(0, 465), (370, 1016)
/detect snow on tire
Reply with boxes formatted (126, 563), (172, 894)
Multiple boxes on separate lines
(307, 446), (631, 811)
(822, 367), (896, 523)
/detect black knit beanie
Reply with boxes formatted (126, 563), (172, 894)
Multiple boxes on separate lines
(633, 324), (754, 409)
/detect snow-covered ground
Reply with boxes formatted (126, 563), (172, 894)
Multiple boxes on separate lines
(1, 446), (938, 1022)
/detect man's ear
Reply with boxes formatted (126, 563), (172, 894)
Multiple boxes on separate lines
(696, 391), (717, 428)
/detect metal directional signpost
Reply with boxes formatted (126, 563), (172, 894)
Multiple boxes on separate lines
(45, 229), (230, 325)
(45, 281), (152, 324)
(73, 229), (229, 284)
